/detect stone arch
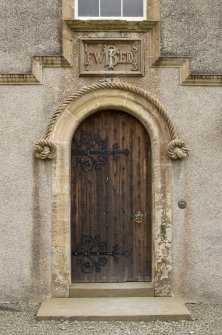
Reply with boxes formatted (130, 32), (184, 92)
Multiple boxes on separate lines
(34, 83), (188, 297)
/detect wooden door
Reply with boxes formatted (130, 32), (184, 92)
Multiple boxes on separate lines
(71, 110), (152, 282)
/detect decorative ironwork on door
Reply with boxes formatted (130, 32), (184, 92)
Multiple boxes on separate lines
(72, 233), (130, 273)
(72, 132), (129, 172)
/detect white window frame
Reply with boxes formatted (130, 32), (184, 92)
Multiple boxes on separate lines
(75, 0), (147, 20)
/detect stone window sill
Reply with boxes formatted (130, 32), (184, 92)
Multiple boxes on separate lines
(65, 20), (157, 32)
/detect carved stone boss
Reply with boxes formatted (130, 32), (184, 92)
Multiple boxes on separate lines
(80, 39), (144, 76)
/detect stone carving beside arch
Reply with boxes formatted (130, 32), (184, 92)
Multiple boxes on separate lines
(34, 139), (57, 160)
(33, 82), (189, 298)
(34, 82), (189, 161)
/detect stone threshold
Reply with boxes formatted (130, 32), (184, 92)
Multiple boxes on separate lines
(69, 282), (154, 297)
(36, 297), (191, 321)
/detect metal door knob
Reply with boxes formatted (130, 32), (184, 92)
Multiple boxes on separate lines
(135, 211), (144, 224)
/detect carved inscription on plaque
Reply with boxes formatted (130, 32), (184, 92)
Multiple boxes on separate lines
(79, 39), (144, 76)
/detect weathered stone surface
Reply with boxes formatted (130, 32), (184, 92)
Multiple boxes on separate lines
(69, 282), (154, 298)
(36, 297), (191, 321)
(79, 39), (144, 76)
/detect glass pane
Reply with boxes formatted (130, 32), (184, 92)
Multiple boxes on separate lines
(100, 0), (121, 17)
(78, 0), (99, 17)
(123, 0), (143, 17)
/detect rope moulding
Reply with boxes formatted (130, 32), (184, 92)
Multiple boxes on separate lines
(34, 82), (189, 160)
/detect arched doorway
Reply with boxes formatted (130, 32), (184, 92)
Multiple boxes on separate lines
(71, 110), (152, 282)
(38, 84), (186, 297)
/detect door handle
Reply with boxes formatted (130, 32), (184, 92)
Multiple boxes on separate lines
(135, 211), (144, 224)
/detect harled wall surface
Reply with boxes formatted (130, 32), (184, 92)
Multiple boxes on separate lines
(0, 1), (222, 303)
(0, 0), (62, 73)
(160, 0), (222, 73)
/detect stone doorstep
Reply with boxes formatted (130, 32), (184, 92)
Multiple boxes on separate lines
(69, 282), (154, 297)
(36, 297), (191, 321)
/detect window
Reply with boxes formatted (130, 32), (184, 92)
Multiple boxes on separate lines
(76, 0), (145, 20)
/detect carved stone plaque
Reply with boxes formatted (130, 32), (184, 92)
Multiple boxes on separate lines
(80, 39), (144, 76)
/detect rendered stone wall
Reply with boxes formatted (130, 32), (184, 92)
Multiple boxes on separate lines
(0, 1), (222, 303)
(160, 0), (222, 73)
(0, 0), (62, 73)
(0, 79), (61, 302)
(157, 69), (222, 302)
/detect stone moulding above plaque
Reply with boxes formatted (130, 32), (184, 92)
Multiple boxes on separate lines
(79, 39), (144, 77)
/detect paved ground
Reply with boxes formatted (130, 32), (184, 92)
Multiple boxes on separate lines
(0, 303), (222, 335)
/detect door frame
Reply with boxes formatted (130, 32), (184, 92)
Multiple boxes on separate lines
(50, 86), (173, 297)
